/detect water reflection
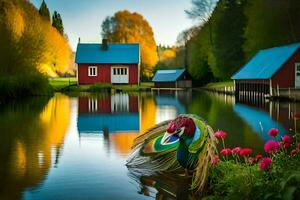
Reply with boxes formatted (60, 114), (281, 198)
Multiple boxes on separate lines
(128, 170), (196, 200)
(1, 91), (300, 199)
(0, 94), (70, 200)
(77, 93), (140, 156)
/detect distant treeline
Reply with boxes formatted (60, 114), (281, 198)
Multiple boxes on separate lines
(164, 0), (300, 85)
(0, 0), (71, 99)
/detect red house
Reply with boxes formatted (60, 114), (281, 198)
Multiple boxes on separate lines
(75, 39), (140, 85)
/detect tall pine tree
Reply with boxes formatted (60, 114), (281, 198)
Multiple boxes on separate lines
(52, 11), (64, 35)
(38, 0), (50, 21)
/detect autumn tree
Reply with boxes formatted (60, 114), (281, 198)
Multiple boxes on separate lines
(52, 11), (64, 35)
(0, 0), (71, 77)
(101, 10), (158, 77)
(39, 0), (50, 21)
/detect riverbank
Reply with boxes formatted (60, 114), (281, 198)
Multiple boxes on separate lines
(199, 81), (235, 95)
(49, 77), (153, 93)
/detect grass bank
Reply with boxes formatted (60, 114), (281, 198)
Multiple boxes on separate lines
(197, 81), (234, 95)
(49, 77), (153, 93)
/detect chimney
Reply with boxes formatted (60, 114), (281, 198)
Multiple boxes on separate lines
(78, 37), (81, 43)
(102, 39), (108, 50)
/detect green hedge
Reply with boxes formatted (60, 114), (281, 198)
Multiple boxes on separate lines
(0, 74), (53, 100)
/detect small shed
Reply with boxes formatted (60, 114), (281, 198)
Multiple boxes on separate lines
(231, 42), (300, 96)
(152, 68), (192, 88)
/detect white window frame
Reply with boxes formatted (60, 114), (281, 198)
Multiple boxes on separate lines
(295, 63), (300, 88)
(88, 66), (97, 77)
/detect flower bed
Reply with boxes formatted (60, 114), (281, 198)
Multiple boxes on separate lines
(206, 129), (300, 199)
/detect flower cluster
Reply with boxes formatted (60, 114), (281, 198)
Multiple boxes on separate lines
(211, 128), (299, 172)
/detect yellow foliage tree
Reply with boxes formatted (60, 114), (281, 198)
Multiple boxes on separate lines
(0, 0), (71, 77)
(160, 47), (176, 61)
(101, 10), (158, 77)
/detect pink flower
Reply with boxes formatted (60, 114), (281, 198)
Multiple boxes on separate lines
(239, 148), (253, 157)
(214, 130), (227, 139)
(211, 155), (220, 165)
(255, 154), (263, 162)
(291, 149), (297, 156)
(259, 157), (272, 171)
(264, 140), (280, 154)
(220, 148), (231, 156)
(268, 128), (279, 137)
(281, 135), (292, 149)
(232, 147), (241, 154)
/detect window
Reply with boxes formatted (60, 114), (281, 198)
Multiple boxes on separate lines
(297, 64), (300, 76)
(88, 66), (97, 76)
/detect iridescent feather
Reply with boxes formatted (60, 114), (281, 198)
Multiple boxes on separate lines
(126, 114), (218, 193)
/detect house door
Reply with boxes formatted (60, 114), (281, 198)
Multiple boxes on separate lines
(111, 67), (129, 84)
(295, 63), (300, 88)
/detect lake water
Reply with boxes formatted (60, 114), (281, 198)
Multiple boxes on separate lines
(0, 90), (299, 200)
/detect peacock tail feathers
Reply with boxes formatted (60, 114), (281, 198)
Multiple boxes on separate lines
(126, 114), (218, 194)
(191, 125), (218, 192)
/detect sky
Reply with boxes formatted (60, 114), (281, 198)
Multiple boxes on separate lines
(30, 0), (195, 51)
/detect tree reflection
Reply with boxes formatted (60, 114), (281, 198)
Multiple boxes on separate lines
(0, 94), (70, 199)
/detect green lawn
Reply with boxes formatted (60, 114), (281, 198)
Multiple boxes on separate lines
(48, 77), (77, 90)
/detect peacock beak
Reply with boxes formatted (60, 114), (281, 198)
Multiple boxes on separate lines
(161, 127), (184, 144)
(162, 132), (174, 144)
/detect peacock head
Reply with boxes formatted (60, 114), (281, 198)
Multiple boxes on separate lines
(162, 116), (196, 144)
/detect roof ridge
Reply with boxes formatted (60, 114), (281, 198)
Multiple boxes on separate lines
(78, 43), (140, 45)
(260, 42), (300, 52)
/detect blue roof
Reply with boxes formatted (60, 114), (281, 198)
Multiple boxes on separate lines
(232, 43), (300, 80)
(77, 113), (139, 133)
(75, 43), (140, 64)
(152, 69), (186, 82)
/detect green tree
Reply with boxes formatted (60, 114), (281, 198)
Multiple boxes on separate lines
(52, 11), (64, 35)
(38, 0), (50, 21)
(212, 0), (246, 79)
(243, 0), (300, 59)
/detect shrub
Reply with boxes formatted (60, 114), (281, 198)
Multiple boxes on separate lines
(0, 73), (53, 101)
(87, 83), (112, 92)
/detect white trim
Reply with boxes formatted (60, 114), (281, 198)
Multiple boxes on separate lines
(88, 66), (97, 77)
(295, 63), (300, 88)
(269, 79), (273, 96)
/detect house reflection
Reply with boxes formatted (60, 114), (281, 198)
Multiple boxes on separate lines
(77, 93), (140, 155)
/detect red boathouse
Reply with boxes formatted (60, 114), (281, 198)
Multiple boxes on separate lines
(75, 39), (140, 85)
(232, 43), (300, 97)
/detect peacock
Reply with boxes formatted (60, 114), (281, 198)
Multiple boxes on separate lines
(126, 114), (218, 192)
